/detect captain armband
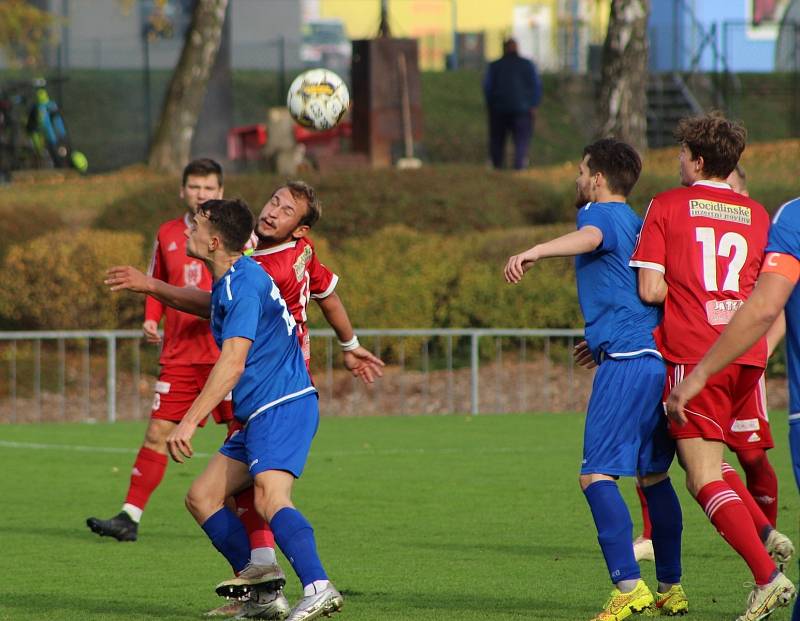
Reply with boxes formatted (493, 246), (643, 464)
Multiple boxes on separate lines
(761, 252), (800, 284)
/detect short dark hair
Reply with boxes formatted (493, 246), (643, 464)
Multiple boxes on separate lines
(674, 113), (746, 179)
(182, 158), (223, 187)
(197, 199), (254, 252)
(582, 138), (642, 197)
(282, 180), (321, 228)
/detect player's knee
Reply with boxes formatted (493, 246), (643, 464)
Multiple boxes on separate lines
(185, 480), (222, 522)
(683, 473), (707, 498)
(736, 448), (767, 473)
(255, 487), (292, 521)
(142, 422), (170, 452)
(638, 471), (668, 488)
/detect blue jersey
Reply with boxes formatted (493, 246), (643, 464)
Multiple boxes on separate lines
(766, 198), (800, 414)
(575, 202), (661, 363)
(210, 256), (316, 424)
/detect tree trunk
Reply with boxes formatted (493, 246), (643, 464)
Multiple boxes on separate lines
(598, 0), (650, 154)
(147, 0), (229, 173)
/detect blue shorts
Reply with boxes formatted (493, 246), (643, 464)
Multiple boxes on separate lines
(220, 393), (319, 478)
(581, 355), (674, 477)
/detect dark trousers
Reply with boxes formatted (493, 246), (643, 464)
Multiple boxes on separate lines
(488, 110), (534, 170)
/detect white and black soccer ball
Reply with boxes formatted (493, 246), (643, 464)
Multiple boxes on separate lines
(286, 69), (350, 131)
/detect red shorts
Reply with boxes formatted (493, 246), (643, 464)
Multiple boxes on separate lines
(151, 364), (233, 425)
(665, 362), (764, 444)
(727, 374), (774, 451)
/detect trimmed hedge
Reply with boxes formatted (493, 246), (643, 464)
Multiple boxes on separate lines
(93, 166), (575, 249)
(0, 230), (145, 329)
(306, 224), (579, 332)
(0, 203), (68, 261)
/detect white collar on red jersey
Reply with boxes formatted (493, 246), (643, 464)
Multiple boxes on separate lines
(692, 180), (732, 189)
(183, 212), (192, 227)
(251, 240), (297, 256)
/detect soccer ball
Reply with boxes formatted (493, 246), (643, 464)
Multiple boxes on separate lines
(286, 69), (350, 131)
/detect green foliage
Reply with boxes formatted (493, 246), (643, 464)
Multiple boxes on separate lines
(0, 202), (68, 260)
(308, 224), (579, 333)
(0, 229), (145, 329)
(94, 167), (575, 249)
(439, 226), (579, 329)
(0, 1), (56, 68)
(421, 71), (592, 166)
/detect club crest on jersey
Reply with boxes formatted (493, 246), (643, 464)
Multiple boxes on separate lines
(689, 199), (751, 225)
(184, 262), (203, 287)
(293, 245), (313, 282)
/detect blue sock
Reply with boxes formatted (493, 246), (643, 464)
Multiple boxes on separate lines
(584, 480), (640, 584)
(642, 477), (683, 585)
(201, 507), (251, 574)
(789, 419), (800, 493)
(794, 557), (800, 621)
(270, 507), (327, 587)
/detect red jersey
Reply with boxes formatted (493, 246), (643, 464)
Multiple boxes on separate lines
(145, 214), (219, 365)
(250, 237), (338, 362)
(630, 181), (770, 367)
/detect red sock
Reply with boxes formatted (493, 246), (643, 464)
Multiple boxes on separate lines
(635, 483), (653, 539)
(722, 462), (772, 538)
(696, 480), (776, 585)
(736, 449), (779, 527)
(235, 487), (274, 550)
(124, 446), (168, 511)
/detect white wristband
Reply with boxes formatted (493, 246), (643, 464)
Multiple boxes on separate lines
(338, 335), (360, 351)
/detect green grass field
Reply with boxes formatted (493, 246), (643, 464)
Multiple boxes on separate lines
(1, 412), (798, 620)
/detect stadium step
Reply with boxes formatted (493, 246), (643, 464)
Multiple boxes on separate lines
(646, 73), (704, 148)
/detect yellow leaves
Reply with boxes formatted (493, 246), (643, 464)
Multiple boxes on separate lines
(0, 0), (58, 68)
(0, 230), (145, 329)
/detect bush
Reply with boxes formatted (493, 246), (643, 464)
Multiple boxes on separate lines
(0, 203), (68, 260)
(308, 224), (579, 331)
(0, 230), (145, 329)
(94, 167), (576, 250)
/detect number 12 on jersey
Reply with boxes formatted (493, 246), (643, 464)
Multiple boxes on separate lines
(695, 226), (748, 292)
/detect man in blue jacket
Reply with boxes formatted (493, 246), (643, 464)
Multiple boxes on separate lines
(483, 38), (542, 170)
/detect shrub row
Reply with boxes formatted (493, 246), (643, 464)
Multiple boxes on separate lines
(1, 223), (786, 380)
(0, 225), (578, 332)
(306, 224), (579, 331)
(0, 230), (145, 329)
(93, 166), (576, 249)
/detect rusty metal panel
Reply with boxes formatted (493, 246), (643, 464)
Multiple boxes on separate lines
(351, 38), (423, 167)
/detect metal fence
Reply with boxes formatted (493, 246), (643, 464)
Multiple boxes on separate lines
(0, 328), (592, 423)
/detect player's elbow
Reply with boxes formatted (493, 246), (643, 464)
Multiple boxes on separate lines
(753, 301), (782, 331)
(637, 271), (667, 304)
(638, 284), (665, 305)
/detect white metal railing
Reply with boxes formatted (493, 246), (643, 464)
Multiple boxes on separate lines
(0, 328), (587, 423)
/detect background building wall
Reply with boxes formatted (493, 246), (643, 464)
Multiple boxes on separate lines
(311, 0), (609, 70)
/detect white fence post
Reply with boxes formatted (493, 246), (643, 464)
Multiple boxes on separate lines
(470, 331), (479, 415)
(106, 333), (117, 423)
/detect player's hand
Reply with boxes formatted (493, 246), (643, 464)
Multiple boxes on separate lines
(665, 371), (707, 427)
(573, 340), (597, 369)
(142, 320), (162, 344)
(343, 347), (386, 384)
(166, 420), (198, 463)
(504, 248), (538, 284)
(106, 265), (151, 293)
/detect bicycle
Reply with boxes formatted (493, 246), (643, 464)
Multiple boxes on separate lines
(0, 77), (88, 182)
